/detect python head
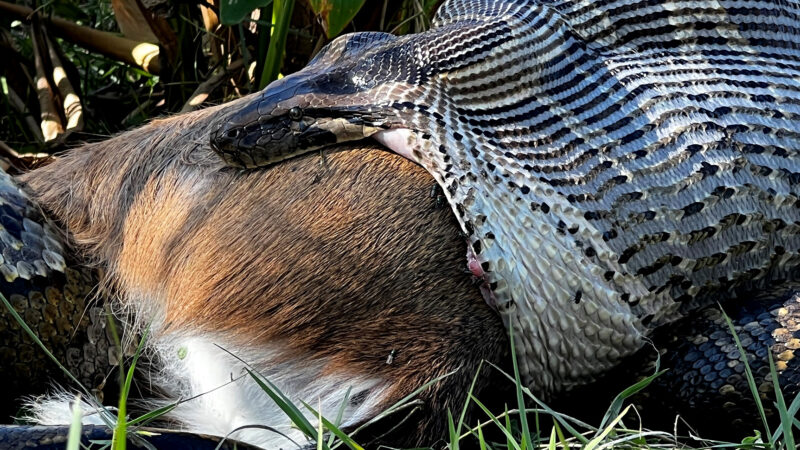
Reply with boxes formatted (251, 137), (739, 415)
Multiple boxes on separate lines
(211, 31), (428, 168)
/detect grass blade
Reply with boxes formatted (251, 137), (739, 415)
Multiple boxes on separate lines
(259, 0), (295, 88)
(246, 368), (317, 439)
(455, 360), (484, 447)
(349, 370), (454, 436)
(585, 404), (632, 450)
(126, 403), (178, 428)
(768, 351), (795, 448)
(720, 305), (771, 439)
(317, 401), (324, 450)
(109, 320), (150, 450)
(326, 386), (352, 448)
(1, 293), (89, 396)
(214, 424), (303, 450)
(477, 422), (487, 450)
(554, 419), (569, 449)
(67, 395), (83, 450)
(508, 322), (533, 449)
(469, 395), (520, 450)
(0, 291), (118, 428)
(600, 367), (666, 431)
(448, 409), (459, 450)
(300, 400), (364, 450)
(787, 390), (800, 422)
(486, 361), (593, 444)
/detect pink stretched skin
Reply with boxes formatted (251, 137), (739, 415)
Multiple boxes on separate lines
(375, 128), (499, 310)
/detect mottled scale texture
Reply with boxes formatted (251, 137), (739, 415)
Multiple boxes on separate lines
(214, 0), (800, 395)
(649, 290), (800, 430)
(0, 169), (115, 419)
(556, 288), (800, 435)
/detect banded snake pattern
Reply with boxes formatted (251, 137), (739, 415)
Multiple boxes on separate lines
(211, 0), (800, 395)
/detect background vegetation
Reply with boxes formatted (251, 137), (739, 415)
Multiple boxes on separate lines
(0, 0), (437, 169)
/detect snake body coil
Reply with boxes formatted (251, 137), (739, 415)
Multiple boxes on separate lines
(0, 168), (114, 419)
(212, 0), (800, 394)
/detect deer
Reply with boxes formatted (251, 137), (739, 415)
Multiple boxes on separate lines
(18, 96), (508, 448)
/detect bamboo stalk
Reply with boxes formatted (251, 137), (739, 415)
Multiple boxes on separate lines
(111, 0), (159, 43)
(0, 0), (161, 74)
(121, 98), (154, 125)
(46, 34), (83, 134)
(199, 0), (222, 65)
(0, 140), (17, 158)
(134, 0), (178, 63)
(30, 19), (64, 143)
(0, 29), (38, 96)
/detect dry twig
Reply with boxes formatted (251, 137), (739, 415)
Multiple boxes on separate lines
(180, 59), (244, 112)
(4, 84), (45, 143)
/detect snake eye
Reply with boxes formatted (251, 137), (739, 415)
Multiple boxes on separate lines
(288, 107), (303, 120)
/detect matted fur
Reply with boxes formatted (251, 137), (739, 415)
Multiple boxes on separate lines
(19, 97), (507, 447)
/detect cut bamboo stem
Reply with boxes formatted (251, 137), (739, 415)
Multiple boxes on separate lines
(0, 0), (161, 74)
(46, 34), (83, 135)
(30, 19), (64, 143)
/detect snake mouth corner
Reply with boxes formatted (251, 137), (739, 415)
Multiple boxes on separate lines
(372, 128), (421, 162)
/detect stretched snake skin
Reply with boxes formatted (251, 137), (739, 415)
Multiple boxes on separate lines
(0, 168), (116, 420)
(212, 0), (800, 394)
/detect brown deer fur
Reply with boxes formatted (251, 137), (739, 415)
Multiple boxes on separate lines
(19, 97), (508, 447)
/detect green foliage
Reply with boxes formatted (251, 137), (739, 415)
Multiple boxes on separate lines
(220, 0), (367, 87)
(769, 352), (796, 449)
(107, 320), (150, 450)
(6, 282), (800, 449)
(219, 0), (274, 26)
(1, 0), (439, 155)
(259, 0), (295, 88)
(308, 0), (366, 38)
(301, 400), (364, 450)
(598, 353), (665, 431)
(6, 3), (799, 448)
(721, 306), (773, 441)
(508, 323), (533, 449)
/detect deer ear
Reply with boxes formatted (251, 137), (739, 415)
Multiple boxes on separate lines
(308, 32), (397, 69)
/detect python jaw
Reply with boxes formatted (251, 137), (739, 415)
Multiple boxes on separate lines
(210, 33), (411, 168)
(211, 97), (392, 168)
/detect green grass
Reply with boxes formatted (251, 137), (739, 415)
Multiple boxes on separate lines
(3, 287), (800, 449)
(210, 317), (799, 449)
(66, 394), (83, 450)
